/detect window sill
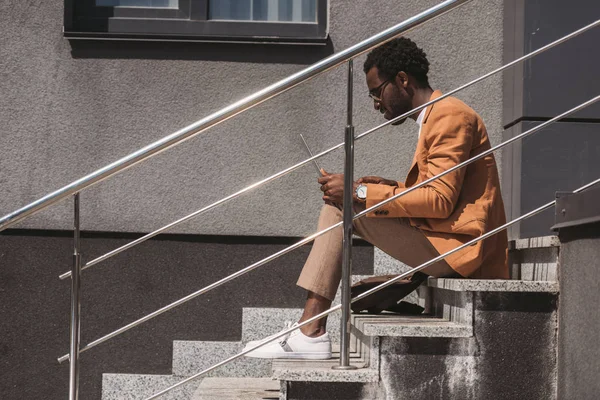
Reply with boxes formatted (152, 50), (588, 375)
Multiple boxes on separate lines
(63, 30), (329, 45)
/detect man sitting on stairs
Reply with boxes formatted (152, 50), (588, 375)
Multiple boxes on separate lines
(244, 37), (508, 360)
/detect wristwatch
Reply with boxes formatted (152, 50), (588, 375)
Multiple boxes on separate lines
(355, 184), (367, 202)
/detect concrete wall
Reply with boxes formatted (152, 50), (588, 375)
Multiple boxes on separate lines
(378, 292), (558, 399)
(503, 121), (600, 238)
(0, 231), (373, 400)
(284, 291), (559, 400)
(557, 232), (600, 399)
(502, 0), (600, 239)
(555, 187), (600, 400)
(0, 0), (505, 237)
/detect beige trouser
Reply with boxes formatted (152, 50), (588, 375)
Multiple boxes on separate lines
(297, 204), (456, 301)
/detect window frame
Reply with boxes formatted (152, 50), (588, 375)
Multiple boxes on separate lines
(64, 0), (329, 44)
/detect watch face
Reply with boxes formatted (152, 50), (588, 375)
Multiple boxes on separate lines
(357, 185), (367, 199)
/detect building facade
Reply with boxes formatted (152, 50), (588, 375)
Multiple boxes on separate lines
(0, 0), (597, 399)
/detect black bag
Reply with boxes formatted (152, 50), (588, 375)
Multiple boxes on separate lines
(350, 272), (427, 315)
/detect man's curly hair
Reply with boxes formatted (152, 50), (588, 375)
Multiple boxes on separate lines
(363, 37), (431, 88)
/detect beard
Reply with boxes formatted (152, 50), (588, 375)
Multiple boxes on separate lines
(383, 107), (408, 125)
(385, 97), (412, 126)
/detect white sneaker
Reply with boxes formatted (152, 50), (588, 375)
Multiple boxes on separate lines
(243, 322), (332, 360)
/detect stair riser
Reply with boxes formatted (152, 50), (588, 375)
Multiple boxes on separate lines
(172, 341), (272, 378)
(511, 246), (558, 281)
(102, 374), (198, 400)
(431, 288), (473, 325)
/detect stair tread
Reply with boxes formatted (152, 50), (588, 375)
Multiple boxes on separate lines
(428, 278), (559, 292)
(272, 357), (378, 383)
(192, 378), (279, 400)
(353, 314), (472, 337)
(514, 235), (559, 249)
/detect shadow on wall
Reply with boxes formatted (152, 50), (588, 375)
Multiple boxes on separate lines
(68, 38), (335, 64)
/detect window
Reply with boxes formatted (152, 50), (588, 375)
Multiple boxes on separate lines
(64, 0), (329, 44)
(96, 0), (179, 7)
(209, 1), (317, 22)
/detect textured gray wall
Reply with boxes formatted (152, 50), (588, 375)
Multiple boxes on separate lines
(0, 231), (373, 400)
(503, 122), (600, 238)
(502, 0), (600, 239)
(378, 292), (558, 399)
(557, 226), (600, 399)
(285, 292), (559, 399)
(503, 0), (600, 125)
(0, 0), (505, 237)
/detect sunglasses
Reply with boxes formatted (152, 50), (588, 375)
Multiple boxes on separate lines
(368, 80), (390, 103)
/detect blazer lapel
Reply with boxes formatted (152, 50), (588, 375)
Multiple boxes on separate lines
(404, 90), (443, 186)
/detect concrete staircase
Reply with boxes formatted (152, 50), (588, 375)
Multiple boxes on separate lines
(102, 237), (559, 400)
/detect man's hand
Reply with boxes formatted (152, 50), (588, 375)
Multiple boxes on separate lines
(318, 170), (398, 207)
(317, 170), (366, 210)
(357, 176), (398, 187)
(318, 169), (346, 205)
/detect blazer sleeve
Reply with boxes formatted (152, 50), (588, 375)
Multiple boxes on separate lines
(365, 109), (474, 218)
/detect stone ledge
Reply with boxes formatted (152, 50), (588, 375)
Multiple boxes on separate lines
(272, 359), (378, 383)
(102, 374), (198, 400)
(428, 278), (559, 292)
(355, 315), (473, 337)
(192, 377), (279, 400)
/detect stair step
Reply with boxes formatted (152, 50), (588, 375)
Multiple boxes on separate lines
(428, 278), (559, 292)
(514, 235), (559, 249)
(272, 357), (379, 383)
(353, 314), (473, 337)
(102, 237), (563, 400)
(172, 341), (271, 378)
(511, 236), (559, 281)
(192, 378), (280, 400)
(102, 374), (198, 400)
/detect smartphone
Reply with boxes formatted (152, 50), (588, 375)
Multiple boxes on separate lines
(300, 134), (324, 177)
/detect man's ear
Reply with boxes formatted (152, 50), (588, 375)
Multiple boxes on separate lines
(395, 71), (409, 88)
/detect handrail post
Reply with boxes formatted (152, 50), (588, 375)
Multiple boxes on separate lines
(69, 193), (82, 400)
(333, 60), (358, 370)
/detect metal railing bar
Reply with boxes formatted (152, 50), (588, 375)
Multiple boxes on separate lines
(56, 94), (600, 363)
(336, 59), (356, 369)
(57, 18), (600, 280)
(144, 176), (600, 399)
(57, 223), (341, 363)
(0, 0), (470, 233)
(59, 146), (344, 280)
(69, 193), (82, 400)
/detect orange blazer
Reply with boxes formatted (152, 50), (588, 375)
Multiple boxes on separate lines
(365, 91), (508, 279)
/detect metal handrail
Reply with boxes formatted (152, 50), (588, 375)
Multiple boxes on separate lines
(0, 0), (470, 233)
(145, 176), (600, 399)
(57, 94), (600, 363)
(57, 18), (600, 280)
